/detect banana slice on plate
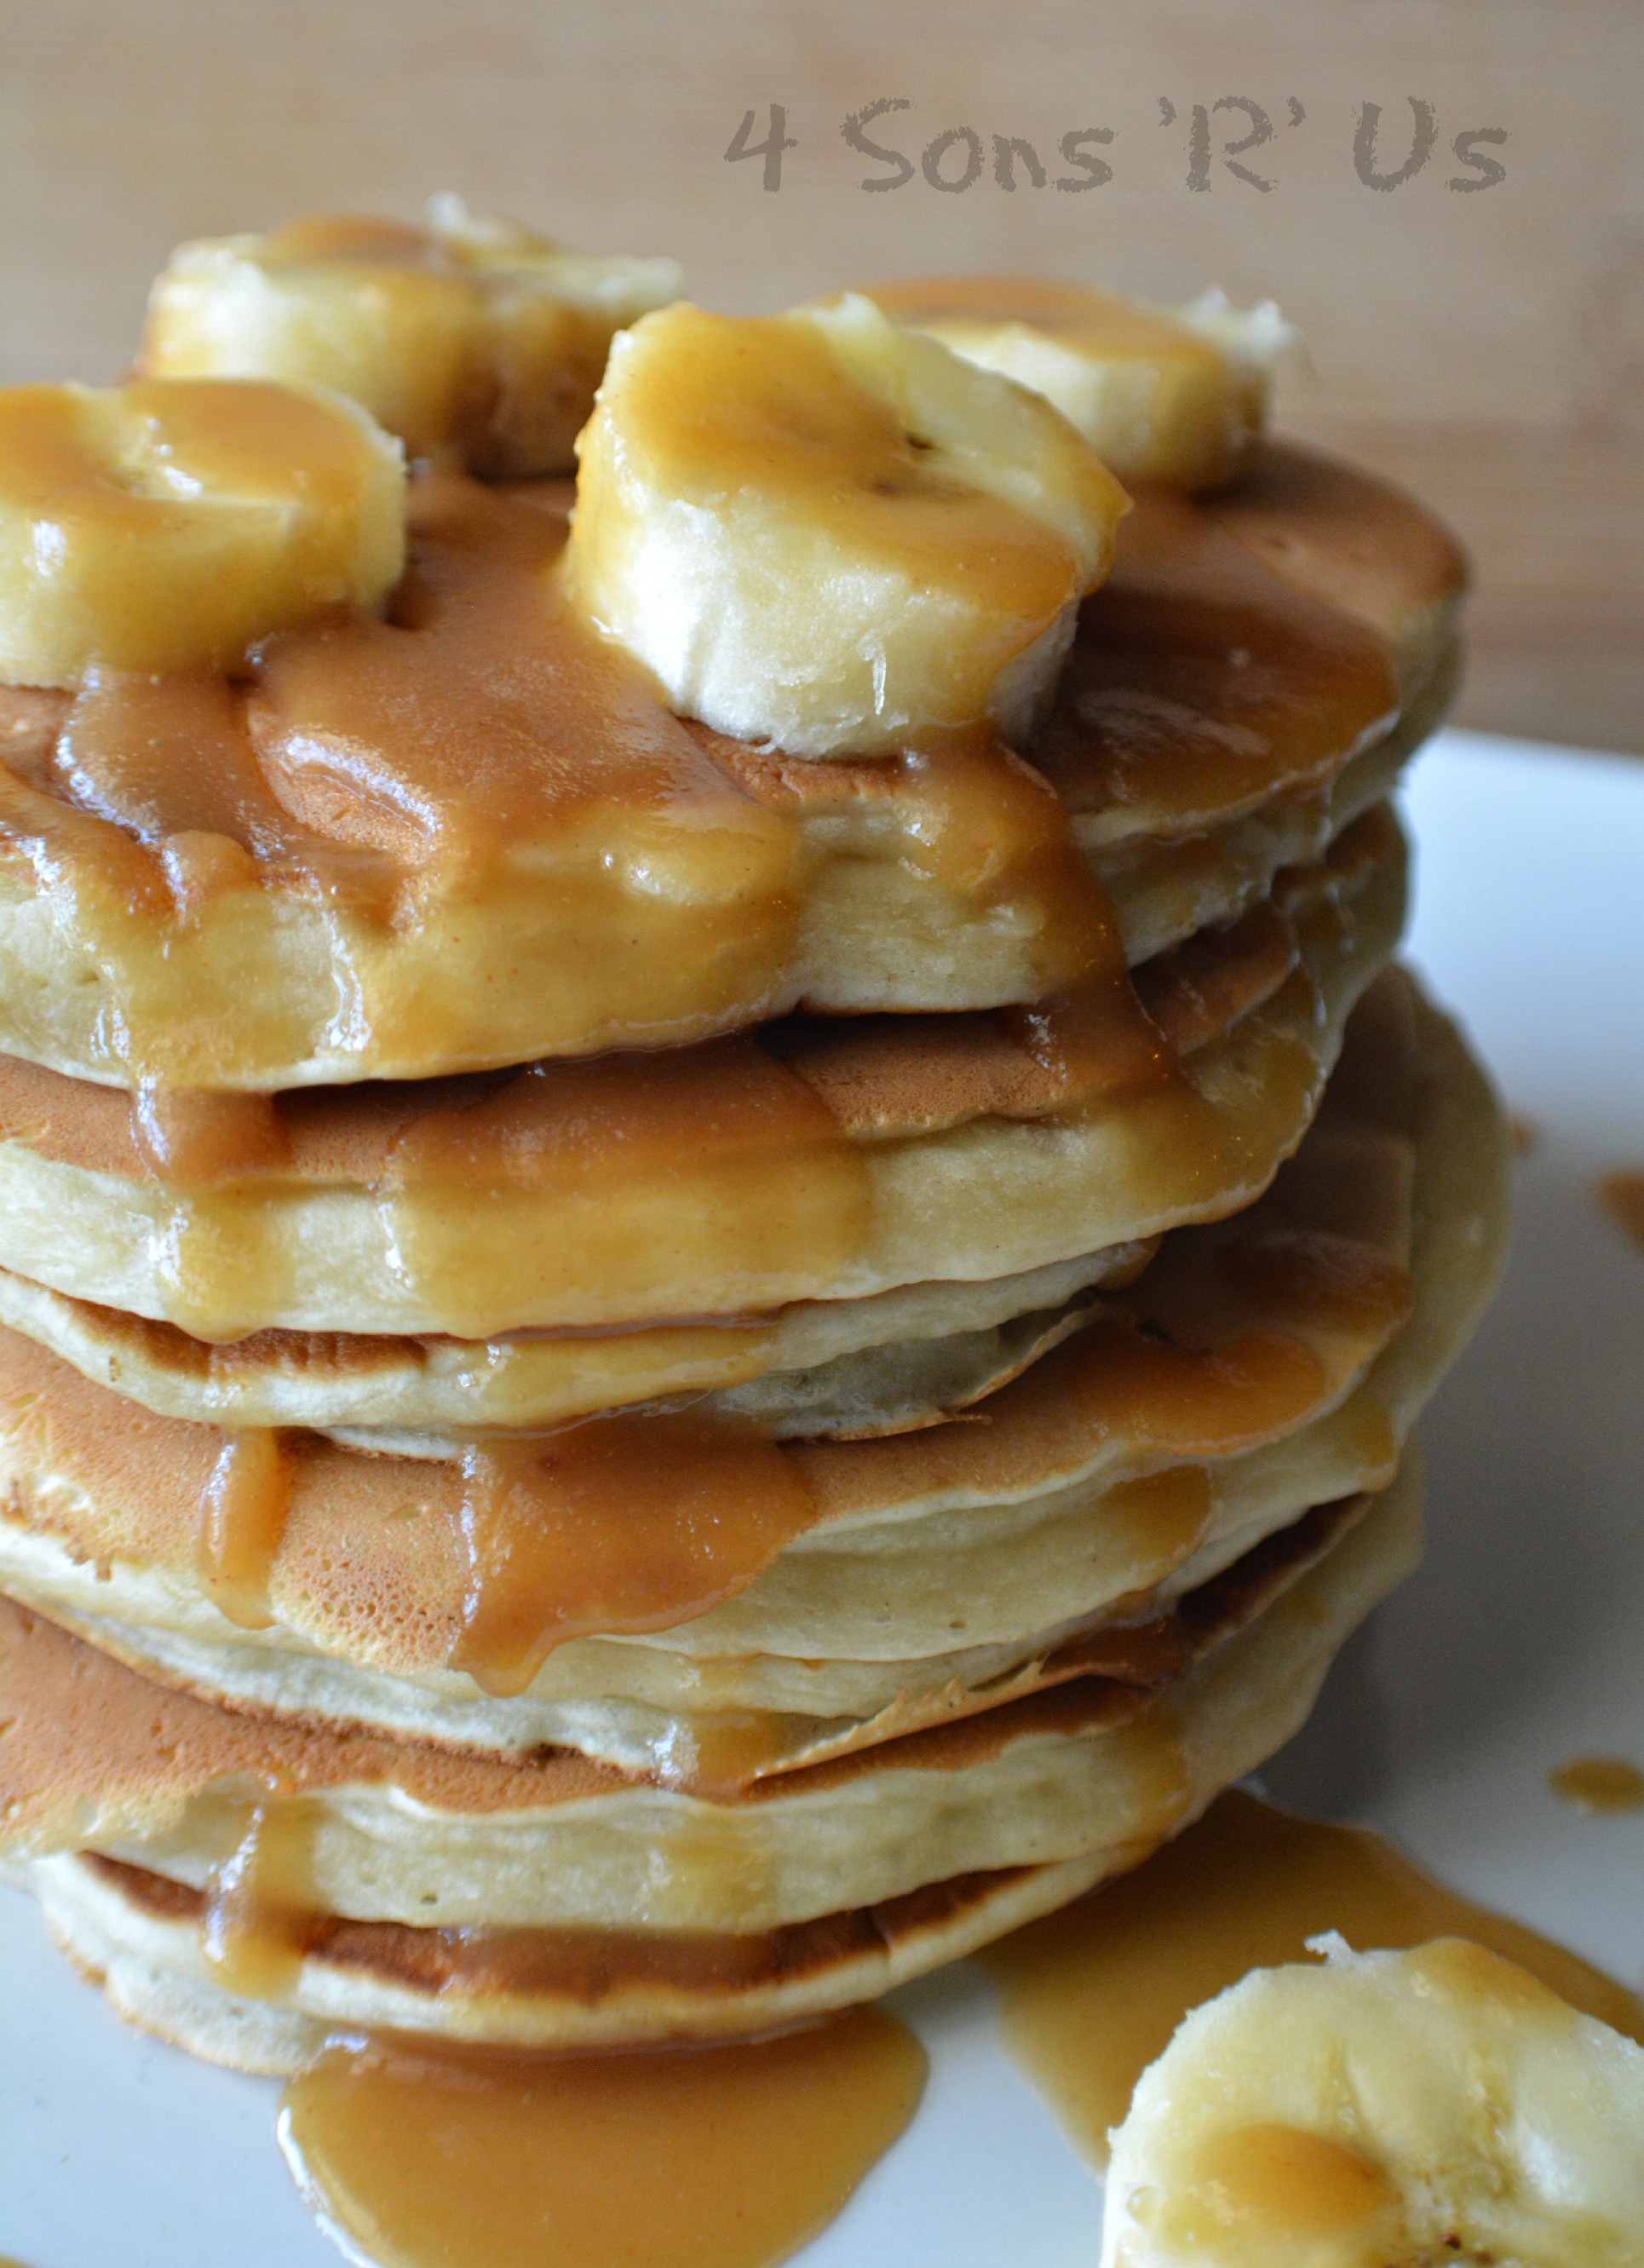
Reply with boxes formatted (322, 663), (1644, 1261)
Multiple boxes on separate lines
(141, 196), (683, 477)
(870, 276), (1294, 492)
(1101, 1935), (1644, 2266)
(564, 292), (1130, 757)
(0, 377), (405, 685)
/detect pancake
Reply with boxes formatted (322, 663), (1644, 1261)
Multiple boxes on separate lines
(0, 446), (1441, 1093)
(0, 972), (1507, 1778)
(4, 1461), (1420, 2064)
(0, 213), (1497, 2185)
(0, 805), (1406, 1421)
(0, 1242), (1149, 1437)
(0, 757), (1441, 1435)
(1100, 628), (1451, 968)
(0, 804), (1405, 1341)
(1198, 440), (1469, 700)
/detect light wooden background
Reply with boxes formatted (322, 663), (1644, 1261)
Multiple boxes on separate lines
(2, 0), (1639, 751)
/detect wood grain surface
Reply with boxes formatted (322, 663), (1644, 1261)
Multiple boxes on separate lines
(1, 0), (1637, 748)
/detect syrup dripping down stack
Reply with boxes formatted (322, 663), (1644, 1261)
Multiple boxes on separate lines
(0, 225), (1508, 2067)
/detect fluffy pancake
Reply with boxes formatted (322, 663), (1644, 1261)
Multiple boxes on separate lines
(0, 973), (1506, 1778)
(0, 806), (1405, 1341)
(0, 445), (1439, 1092)
(5, 1463), (1420, 2062)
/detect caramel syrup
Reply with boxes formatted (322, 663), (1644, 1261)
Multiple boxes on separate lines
(839, 728), (1138, 1001)
(1549, 1755), (1644, 1813)
(0, 816), (1385, 1346)
(1596, 1170), (1644, 1252)
(377, 1034), (878, 1342)
(195, 1428), (290, 1628)
(185, 1770), (928, 2268)
(449, 1408), (819, 1696)
(979, 1788), (1644, 2166)
(1172, 2123), (1394, 2251)
(279, 2009), (927, 2268)
(201, 1795), (321, 2000)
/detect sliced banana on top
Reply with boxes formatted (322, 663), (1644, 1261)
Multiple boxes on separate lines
(1101, 1936), (1644, 2267)
(141, 195), (683, 477)
(0, 377), (405, 686)
(870, 276), (1295, 492)
(564, 292), (1130, 757)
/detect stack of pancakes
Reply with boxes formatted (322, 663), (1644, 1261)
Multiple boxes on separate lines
(0, 242), (1508, 2071)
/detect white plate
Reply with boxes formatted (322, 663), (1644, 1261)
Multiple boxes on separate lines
(5, 727), (1644, 2268)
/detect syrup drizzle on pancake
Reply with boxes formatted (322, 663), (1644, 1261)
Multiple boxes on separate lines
(21, 474), (805, 1029)
(176, 1396), (820, 1705)
(196, 1427), (290, 1628)
(449, 1410), (818, 1695)
(202, 1793), (321, 2000)
(377, 1037), (880, 1346)
(3, 1477), (1353, 1879)
(279, 2006), (927, 2268)
(978, 1788), (1644, 2167)
(130, 1265), (1397, 1707)
(132, 1085), (287, 1183)
(739, 722), (1131, 999)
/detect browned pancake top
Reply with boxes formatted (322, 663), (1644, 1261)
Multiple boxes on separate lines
(1200, 440), (1468, 658)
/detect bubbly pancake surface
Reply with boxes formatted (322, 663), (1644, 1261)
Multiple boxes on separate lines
(0, 442), (1425, 1091)
(1035, 486), (1397, 848)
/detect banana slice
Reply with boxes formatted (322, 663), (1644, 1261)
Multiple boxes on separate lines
(0, 377), (405, 687)
(870, 276), (1295, 492)
(563, 292), (1130, 757)
(1101, 1936), (1644, 2267)
(141, 196), (684, 477)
